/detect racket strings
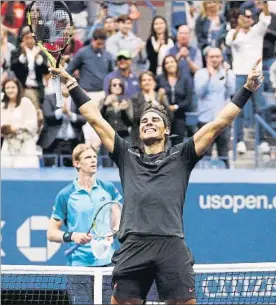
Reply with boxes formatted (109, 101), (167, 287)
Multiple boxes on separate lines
(29, 1), (71, 51)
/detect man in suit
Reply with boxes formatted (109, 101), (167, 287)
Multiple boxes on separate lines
(38, 83), (86, 167)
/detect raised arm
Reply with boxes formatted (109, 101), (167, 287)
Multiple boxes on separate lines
(193, 58), (263, 157)
(49, 67), (116, 153)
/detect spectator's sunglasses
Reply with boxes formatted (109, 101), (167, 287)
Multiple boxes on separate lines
(112, 82), (123, 88)
(244, 14), (253, 19)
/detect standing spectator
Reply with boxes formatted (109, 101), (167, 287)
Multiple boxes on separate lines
(106, 14), (148, 74)
(103, 50), (140, 99)
(66, 29), (114, 106)
(47, 143), (122, 304)
(195, 0), (227, 56)
(38, 84), (86, 167)
(226, 3), (271, 154)
(146, 16), (174, 75)
(194, 48), (236, 168)
(10, 26), (48, 109)
(1, 77), (39, 168)
(169, 25), (203, 79)
(157, 55), (193, 145)
(99, 77), (133, 167)
(130, 71), (171, 145)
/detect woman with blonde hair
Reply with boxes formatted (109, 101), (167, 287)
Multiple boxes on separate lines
(195, 0), (227, 56)
(1, 77), (39, 168)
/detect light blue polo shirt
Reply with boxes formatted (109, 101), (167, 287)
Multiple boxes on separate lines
(51, 178), (122, 266)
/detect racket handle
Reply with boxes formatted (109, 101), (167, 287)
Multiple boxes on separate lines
(53, 76), (63, 107)
(64, 244), (79, 256)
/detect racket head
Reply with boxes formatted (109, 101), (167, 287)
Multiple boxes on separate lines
(26, 1), (73, 64)
(91, 201), (122, 239)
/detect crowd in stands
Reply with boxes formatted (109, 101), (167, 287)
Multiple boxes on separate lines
(1, 0), (276, 169)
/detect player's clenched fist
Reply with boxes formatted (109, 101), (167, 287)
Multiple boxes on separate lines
(71, 232), (92, 245)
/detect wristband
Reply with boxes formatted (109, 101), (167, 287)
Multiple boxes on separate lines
(69, 85), (91, 108)
(232, 86), (252, 109)
(63, 232), (73, 243)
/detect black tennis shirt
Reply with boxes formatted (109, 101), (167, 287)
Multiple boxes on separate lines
(110, 134), (202, 242)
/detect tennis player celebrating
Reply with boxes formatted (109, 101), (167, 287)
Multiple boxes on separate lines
(49, 58), (263, 304)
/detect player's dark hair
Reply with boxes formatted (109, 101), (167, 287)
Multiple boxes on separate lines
(140, 101), (171, 130)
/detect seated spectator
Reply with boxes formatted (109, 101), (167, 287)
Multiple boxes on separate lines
(169, 25), (203, 80)
(194, 48), (236, 168)
(1, 1), (26, 44)
(66, 29), (114, 106)
(130, 71), (171, 145)
(226, 3), (271, 154)
(38, 84), (86, 167)
(195, 0), (227, 57)
(1, 28), (16, 72)
(1, 77), (39, 168)
(10, 26), (48, 110)
(103, 50), (140, 99)
(157, 55), (193, 145)
(270, 60), (276, 97)
(100, 77), (132, 140)
(146, 16), (174, 75)
(106, 14), (148, 74)
(1, 28), (16, 85)
(99, 77), (132, 166)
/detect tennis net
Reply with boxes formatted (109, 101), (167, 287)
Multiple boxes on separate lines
(2, 263), (276, 304)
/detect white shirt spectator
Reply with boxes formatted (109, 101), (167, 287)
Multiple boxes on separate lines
(226, 12), (271, 75)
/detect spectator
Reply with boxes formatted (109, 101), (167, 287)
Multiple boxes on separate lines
(106, 14), (148, 74)
(157, 55), (193, 145)
(146, 16), (174, 75)
(47, 143), (122, 304)
(169, 25), (203, 79)
(194, 48), (236, 168)
(10, 26), (48, 110)
(195, 0), (227, 56)
(99, 77), (133, 167)
(38, 84), (86, 167)
(103, 50), (140, 99)
(1, 77), (39, 168)
(1, 1), (26, 43)
(255, 0), (276, 91)
(86, 4), (117, 42)
(100, 77), (132, 140)
(1, 28), (16, 85)
(226, 3), (271, 154)
(130, 71), (171, 145)
(270, 60), (276, 97)
(66, 29), (114, 106)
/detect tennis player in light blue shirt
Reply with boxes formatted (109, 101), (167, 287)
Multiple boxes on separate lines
(47, 143), (122, 267)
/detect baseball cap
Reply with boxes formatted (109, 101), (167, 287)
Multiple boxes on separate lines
(117, 50), (132, 60)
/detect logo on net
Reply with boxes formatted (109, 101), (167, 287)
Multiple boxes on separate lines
(199, 195), (276, 213)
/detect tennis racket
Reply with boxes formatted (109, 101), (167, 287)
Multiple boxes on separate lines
(26, 1), (73, 107)
(64, 201), (122, 258)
